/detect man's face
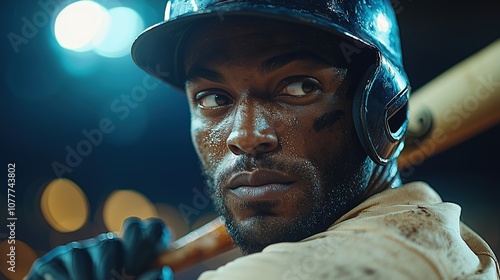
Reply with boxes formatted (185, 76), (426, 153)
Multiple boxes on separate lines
(183, 18), (373, 254)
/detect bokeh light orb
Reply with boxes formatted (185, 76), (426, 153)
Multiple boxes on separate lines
(41, 178), (89, 232)
(94, 7), (144, 58)
(54, 1), (110, 51)
(103, 190), (158, 232)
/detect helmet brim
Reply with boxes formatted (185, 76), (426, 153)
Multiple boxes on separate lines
(131, 5), (373, 91)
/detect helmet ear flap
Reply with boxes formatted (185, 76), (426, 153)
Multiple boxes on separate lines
(352, 61), (377, 163)
(385, 89), (409, 142)
(352, 54), (410, 165)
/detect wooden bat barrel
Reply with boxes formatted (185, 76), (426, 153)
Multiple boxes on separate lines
(398, 39), (500, 169)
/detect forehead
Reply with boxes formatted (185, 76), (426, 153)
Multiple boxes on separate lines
(183, 16), (347, 70)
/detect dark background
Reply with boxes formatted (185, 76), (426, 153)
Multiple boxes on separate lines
(1, 0), (499, 279)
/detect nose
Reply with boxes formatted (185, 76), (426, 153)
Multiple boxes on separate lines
(226, 101), (278, 156)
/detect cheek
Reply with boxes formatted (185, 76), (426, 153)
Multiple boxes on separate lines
(191, 116), (230, 169)
(300, 107), (354, 164)
(317, 127), (349, 156)
(274, 114), (304, 157)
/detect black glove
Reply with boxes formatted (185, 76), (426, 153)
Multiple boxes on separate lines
(25, 217), (174, 280)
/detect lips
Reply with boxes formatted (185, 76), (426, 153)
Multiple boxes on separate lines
(227, 169), (295, 200)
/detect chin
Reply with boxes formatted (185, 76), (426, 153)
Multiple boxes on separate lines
(223, 206), (333, 255)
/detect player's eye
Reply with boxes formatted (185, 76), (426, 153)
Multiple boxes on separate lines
(195, 91), (233, 108)
(277, 77), (321, 97)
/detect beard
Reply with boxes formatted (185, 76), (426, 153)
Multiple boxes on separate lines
(201, 136), (370, 255)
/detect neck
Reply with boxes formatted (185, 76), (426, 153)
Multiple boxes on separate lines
(362, 160), (402, 199)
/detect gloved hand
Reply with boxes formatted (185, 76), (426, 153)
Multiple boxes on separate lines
(25, 217), (174, 280)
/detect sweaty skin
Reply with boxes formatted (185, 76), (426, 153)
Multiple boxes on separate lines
(182, 18), (391, 255)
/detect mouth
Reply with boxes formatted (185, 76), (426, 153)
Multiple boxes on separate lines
(227, 169), (295, 201)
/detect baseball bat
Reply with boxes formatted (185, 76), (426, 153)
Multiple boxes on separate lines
(152, 39), (500, 273)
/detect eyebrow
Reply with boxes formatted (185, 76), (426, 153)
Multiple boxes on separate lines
(185, 50), (333, 85)
(185, 68), (226, 84)
(260, 50), (332, 74)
